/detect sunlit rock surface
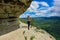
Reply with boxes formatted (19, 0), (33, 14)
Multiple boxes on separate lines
(0, 0), (32, 35)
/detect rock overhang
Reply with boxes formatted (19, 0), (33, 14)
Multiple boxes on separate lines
(0, 0), (32, 18)
(0, 0), (32, 36)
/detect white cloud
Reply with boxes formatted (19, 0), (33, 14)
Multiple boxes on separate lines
(35, 6), (55, 16)
(48, 12), (60, 17)
(20, 0), (60, 18)
(20, 13), (30, 18)
(27, 1), (49, 12)
(29, 0), (60, 17)
(35, 10), (47, 16)
(53, 0), (60, 12)
(30, 1), (39, 9)
(34, 0), (60, 17)
(48, 0), (60, 16)
(26, 1), (50, 17)
(40, 2), (49, 6)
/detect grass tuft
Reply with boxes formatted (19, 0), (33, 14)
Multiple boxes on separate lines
(23, 31), (25, 35)
(24, 36), (27, 40)
(30, 36), (35, 40)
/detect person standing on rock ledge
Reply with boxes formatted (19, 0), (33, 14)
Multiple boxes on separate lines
(27, 15), (31, 30)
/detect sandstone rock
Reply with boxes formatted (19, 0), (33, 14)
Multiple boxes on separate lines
(0, 0), (32, 35)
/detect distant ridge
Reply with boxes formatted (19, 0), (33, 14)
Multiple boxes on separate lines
(20, 16), (60, 18)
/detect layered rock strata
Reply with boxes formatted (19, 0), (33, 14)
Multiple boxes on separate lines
(0, 0), (32, 35)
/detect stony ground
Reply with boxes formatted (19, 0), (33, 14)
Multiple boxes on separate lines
(0, 22), (56, 40)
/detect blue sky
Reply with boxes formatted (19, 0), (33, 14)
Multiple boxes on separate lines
(20, 0), (60, 18)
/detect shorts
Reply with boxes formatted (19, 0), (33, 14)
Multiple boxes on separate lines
(27, 21), (30, 25)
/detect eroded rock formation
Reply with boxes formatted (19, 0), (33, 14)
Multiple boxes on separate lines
(0, 0), (32, 35)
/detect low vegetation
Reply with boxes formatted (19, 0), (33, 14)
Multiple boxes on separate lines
(24, 36), (27, 40)
(23, 31), (25, 35)
(39, 31), (45, 34)
(30, 36), (35, 40)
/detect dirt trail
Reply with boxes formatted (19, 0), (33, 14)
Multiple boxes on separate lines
(0, 22), (56, 40)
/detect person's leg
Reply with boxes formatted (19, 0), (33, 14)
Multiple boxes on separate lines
(28, 21), (30, 30)
(27, 21), (29, 30)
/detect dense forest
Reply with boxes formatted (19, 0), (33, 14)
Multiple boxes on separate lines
(20, 17), (60, 40)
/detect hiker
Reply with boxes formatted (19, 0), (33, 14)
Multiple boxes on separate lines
(27, 15), (31, 30)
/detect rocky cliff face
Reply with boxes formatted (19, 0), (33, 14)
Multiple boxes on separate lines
(0, 0), (32, 35)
